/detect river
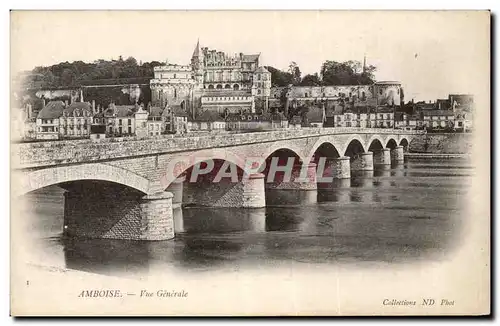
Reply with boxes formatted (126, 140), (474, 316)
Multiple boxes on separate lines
(18, 158), (473, 278)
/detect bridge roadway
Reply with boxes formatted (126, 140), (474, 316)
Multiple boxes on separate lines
(12, 127), (422, 241)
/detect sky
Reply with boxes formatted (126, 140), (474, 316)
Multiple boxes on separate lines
(10, 10), (489, 102)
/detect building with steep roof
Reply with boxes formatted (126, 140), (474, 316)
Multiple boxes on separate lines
(60, 101), (93, 139)
(103, 103), (138, 136)
(146, 105), (165, 136)
(150, 39), (272, 118)
(421, 110), (455, 129)
(36, 101), (66, 140)
(189, 110), (227, 131)
(164, 100), (189, 134)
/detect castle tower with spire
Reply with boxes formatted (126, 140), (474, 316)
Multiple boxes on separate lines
(191, 39), (204, 87)
(152, 38), (270, 117)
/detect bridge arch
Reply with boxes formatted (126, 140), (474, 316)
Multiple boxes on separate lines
(367, 137), (385, 152)
(160, 148), (249, 189)
(261, 143), (308, 167)
(15, 163), (151, 196)
(385, 137), (399, 149)
(304, 137), (344, 164)
(343, 137), (367, 158)
(399, 137), (410, 152)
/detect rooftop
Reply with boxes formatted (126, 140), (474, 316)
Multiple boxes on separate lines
(242, 54), (260, 62)
(37, 101), (65, 119)
(422, 110), (455, 116)
(64, 102), (92, 116)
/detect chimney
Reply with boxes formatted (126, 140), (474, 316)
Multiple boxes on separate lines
(27, 103), (33, 119)
(80, 89), (84, 102)
(92, 100), (96, 114)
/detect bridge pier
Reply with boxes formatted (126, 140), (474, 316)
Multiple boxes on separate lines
(265, 162), (318, 206)
(64, 190), (174, 241)
(181, 172), (266, 208)
(372, 148), (391, 166)
(166, 181), (183, 208)
(351, 152), (374, 171)
(320, 156), (351, 180)
(242, 173), (266, 208)
(266, 162), (318, 190)
(391, 146), (405, 163)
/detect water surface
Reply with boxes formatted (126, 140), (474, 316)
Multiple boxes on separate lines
(19, 158), (472, 277)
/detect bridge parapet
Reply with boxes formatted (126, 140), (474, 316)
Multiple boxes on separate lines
(12, 128), (423, 170)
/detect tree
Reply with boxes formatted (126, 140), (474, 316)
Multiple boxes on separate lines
(288, 61), (301, 85)
(299, 73), (321, 86)
(320, 60), (376, 85)
(264, 66), (294, 87)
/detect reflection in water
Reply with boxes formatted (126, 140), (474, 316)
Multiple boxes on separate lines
(21, 158), (472, 276)
(265, 189), (317, 206)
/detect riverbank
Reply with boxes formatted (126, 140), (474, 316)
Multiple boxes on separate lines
(409, 133), (473, 154)
(405, 153), (471, 159)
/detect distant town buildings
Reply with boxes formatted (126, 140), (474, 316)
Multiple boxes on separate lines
(12, 39), (475, 142)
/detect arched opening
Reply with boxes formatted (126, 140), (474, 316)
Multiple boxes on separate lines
(224, 84), (231, 89)
(310, 142), (345, 192)
(368, 139), (384, 152)
(165, 159), (266, 234)
(386, 138), (398, 150)
(233, 84), (240, 90)
(344, 139), (373, 178)
(344, 139), (365, 160)
(262, 149), (316, 205)
(312, 142), (340, 163)
(399, 138), (409, 152)
(15, 179), (150, 273)
(208, 84), (214, 90)
(216, 84), (223, 89)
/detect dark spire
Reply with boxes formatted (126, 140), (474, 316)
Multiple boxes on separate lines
(192, 38), (201, 58)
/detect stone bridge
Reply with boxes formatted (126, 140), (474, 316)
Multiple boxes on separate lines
(12, 128), (421, 241)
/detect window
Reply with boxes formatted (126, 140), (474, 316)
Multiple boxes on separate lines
(119, 119), (122, 125)
(379, 89), (383, 95)
(257, 90), (261, 95)
(305, 93), (308, 98)
(128, 119), (132, 125)
(128, 126), (132, 134)
(173, 73), (176, 78)
(458, 121), (463, 127)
